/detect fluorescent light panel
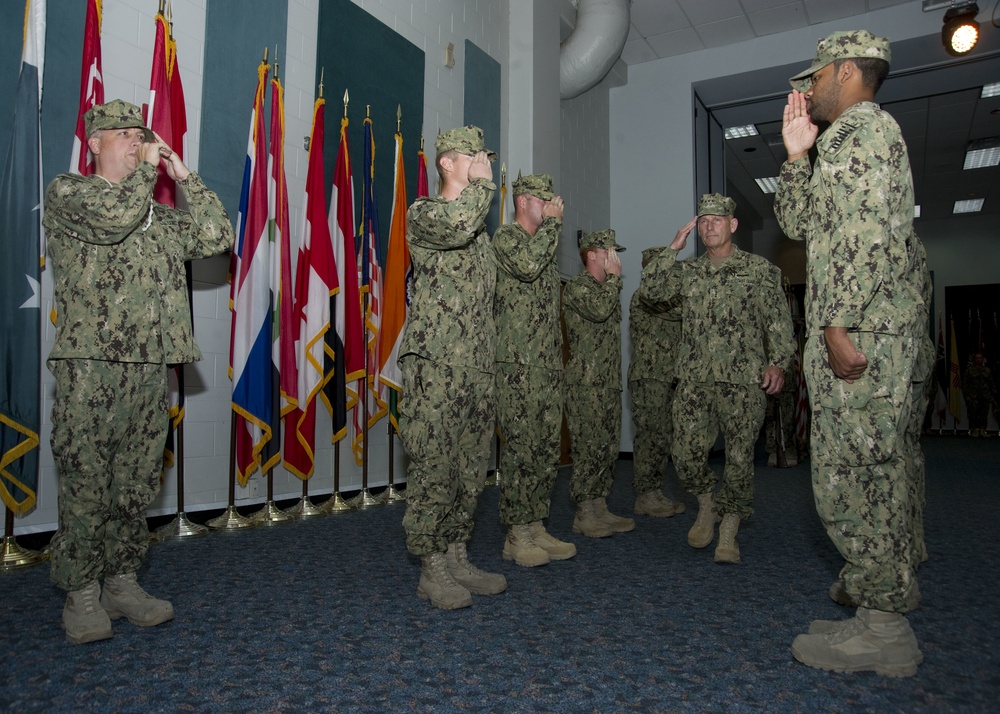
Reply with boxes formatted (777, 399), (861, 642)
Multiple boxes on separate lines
(914, 205), (921, 218)
(724, 125), (758, 139)
(964, 146), (1000, 169)
(953, 198), (984, 213)
(755, 176), (779, 193)
(982, 82), (1000, 98)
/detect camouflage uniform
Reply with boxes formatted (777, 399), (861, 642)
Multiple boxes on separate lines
(494, 209), (563, 526)
(962, 362), (996, 431)
(775, 100), (925, 614)
(639, 246), (794, 519)
(45, 156), (233, 591)
(627, 290), (682, 495)
(562, 249), (623, 505)
(399, 162), (497, 557)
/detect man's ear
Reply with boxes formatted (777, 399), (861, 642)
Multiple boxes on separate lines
(87, 134), (101, 156)
(730, 217), (739, 233)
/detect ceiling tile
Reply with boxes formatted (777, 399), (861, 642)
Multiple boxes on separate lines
(621, 38), (660, 65)
(803, 0), (867, 24)
(749, 4), (809, 37)
(629, 0), (690, 36)
(677, 0), (745, 25)
(646, 28), (707, 58)
(696, 15), (757, 48)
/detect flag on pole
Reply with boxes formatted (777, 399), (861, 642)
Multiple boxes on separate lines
(263, 70), (294, 475)
(145, 7), (189, 468)
(71, 0), (103, 176)
(377, 131), (411, 433)
(0, 0), (45, 516)
(285, 97), (336, 479)
(948, 316), (963, 420)
(324, 114), (364, 444)
(230, 60), (273, 485)
(353, 116), (387, 462)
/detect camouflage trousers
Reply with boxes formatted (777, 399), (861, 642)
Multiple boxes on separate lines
(904, 377), (933, 566)
(48, 358), (167, 592)
(495, 362), (562, 526)
(628, 377), (677, 495)
(765, 388), (798, 461)
(398, 356), (494, 556)
(564, 383), (621, 504)
(804, 332), (919, 614)
(671, 381), (764, 519)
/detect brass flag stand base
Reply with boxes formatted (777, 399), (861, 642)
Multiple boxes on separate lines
(247, 500), (293, 526)
(320, 492), (355, 514)
(0, 536), (49, 572)
(153, 512), (208, 541)
(349, 489), (386, 508)
(284, 497), (326, 518)
(206, 506), (256, 531)
(384, 484), (406, 503)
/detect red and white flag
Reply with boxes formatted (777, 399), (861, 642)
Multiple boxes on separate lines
(70, 0), (103, 176)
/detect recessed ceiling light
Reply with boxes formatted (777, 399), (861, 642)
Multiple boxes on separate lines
(914, 205), (922, 218)
(982, 82), (1000, 98)
(724, 125), (758, 140)
(953, 198), (984, 213)
(755, 177), (779, 193)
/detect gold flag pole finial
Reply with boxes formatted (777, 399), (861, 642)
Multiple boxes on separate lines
(366, 104), (371, 119)
(158, 0), (165, 16)
(344, 89), (349, 118)
(420, 134), (424, 152)
(502, 163), (507, 185)
(396, 104), (402, 133)
(319, 67), (324, 100)
(273, 45), (280, 81)
(262, 47), (268, 65)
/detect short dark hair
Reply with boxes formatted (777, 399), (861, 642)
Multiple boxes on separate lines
(835, 57), (889, 93)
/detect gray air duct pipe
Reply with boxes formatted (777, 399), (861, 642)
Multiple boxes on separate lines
(560, 0), (630, 100)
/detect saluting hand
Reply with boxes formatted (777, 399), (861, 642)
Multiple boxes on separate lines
(468, 151), (493, 182)
(543, 196), (564, 220)
(670, 216), (698, 251)
(605, 247), (622, 277)
(782, 90), (818, 162)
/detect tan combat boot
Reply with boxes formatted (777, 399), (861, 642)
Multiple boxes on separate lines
(687, 492), (719, 548)
(714, 513), (741, 563)
(593, 497), (635, 532)
(63, 581), (113, 644)
(527, 521), (577, 560)
(572, 499), (614, 538)
(502, 524), (551, 567)
(101, 572), (174, 627)
(418, 552), (473, 609)
(634, 490), (684, 517)
(791, 607), (922, 677)
(445, 542), (507, 595)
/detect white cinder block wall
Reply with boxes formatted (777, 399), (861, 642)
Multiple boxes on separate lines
(25, 0), (526, 534)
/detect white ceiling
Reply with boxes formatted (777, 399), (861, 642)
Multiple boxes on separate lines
(622, 0), (916, 65)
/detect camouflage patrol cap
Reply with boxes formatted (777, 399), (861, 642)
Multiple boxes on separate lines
(512, 173), (555, 200)
(84, 99), (155, 141)
(789, 30), (891, 92)
(697, 193), (736, 217)
(579, 228), (626, 252)
(435, 125), (497, 161)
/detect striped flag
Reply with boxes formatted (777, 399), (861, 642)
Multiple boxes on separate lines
(264, 72), (294, 475)
(377, 131), (411, 433)
(324, 115), (364, 444)
(71, 0), (102, 176)
(284, 98), (335, 479)
(230, 60), (273, 485)
(0, 0), (45, 516)
(353, 116), (387, 462)
(417, 145), (429, 199)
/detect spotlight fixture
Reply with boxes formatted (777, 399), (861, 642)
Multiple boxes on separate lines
(942, 2), (980, 56)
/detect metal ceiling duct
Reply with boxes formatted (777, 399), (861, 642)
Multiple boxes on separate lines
(560, 0), (631, 100)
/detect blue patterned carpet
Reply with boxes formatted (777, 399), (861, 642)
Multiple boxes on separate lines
(1, 436), (998, 713)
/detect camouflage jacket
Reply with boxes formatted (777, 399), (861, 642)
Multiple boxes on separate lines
(627, 290), (682, 383)
(562, 272), (622, 389)
(774, 101), (923, 337)
(400, 178), (496, 372)
(493, 216), (562, 369)
(639, 246), (793, 385)
(909, 239), (934, 383)
(44, 162), (234, 364)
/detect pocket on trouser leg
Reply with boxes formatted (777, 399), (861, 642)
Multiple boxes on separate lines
(819, 383), (897, 466)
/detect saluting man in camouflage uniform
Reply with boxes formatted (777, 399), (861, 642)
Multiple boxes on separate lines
(775, 31), (927, 676)
(494, 173), (577, 567)
(627, 249), (687, 518)
(44, 100), (234, 644)
(639, 195), (793, 564)
(398, 126), (507, 609)
(562, 230), (635, 538)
